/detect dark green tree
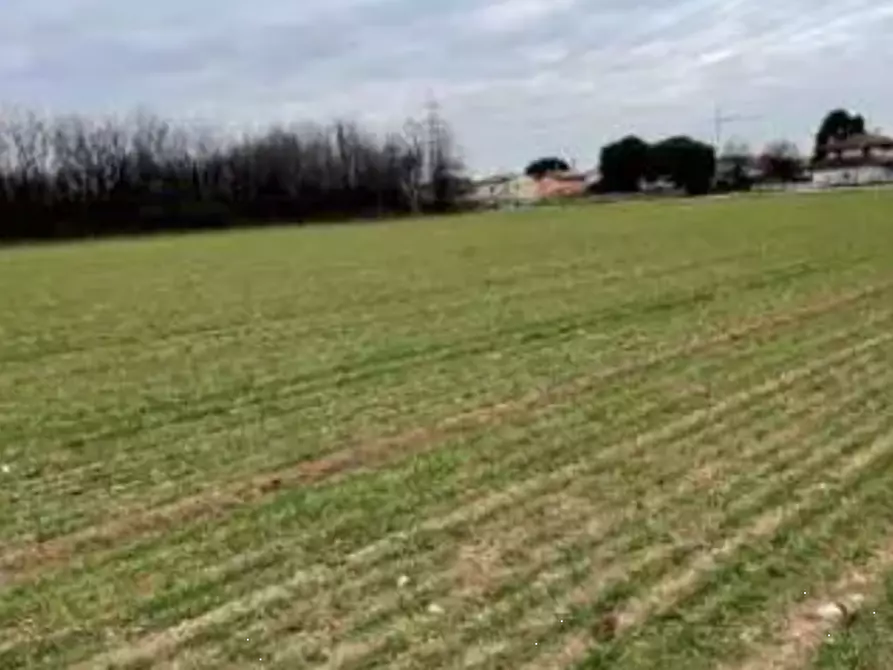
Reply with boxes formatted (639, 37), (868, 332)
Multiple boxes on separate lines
(524, 156), (570, 179)
(648, 136), (716, 196)
(599, 136), (650, 192)
(813, 109), (866, 160)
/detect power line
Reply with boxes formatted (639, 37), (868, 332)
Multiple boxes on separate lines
(713, 105), (760, 149)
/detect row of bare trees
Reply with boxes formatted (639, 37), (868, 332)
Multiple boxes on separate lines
(0, 107), (465, 242)
(715, 139), (808, 191)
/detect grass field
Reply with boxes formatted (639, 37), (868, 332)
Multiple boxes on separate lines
(2, 191), (893, 669)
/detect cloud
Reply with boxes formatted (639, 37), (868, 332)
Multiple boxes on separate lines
(467, 0), (579, 34)
(1, 0), (892, 173)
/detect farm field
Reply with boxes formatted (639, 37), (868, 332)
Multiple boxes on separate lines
(1, 191), (893, 669)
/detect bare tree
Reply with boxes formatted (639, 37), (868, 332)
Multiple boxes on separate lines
(760, 140), (803, 183)
(0, 104), (466, 242)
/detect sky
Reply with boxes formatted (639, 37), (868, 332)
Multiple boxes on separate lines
(1, 0), (892, 175)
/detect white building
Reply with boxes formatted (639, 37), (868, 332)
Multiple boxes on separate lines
(812, 133), (893, 187)
(466, 173), (539, 208)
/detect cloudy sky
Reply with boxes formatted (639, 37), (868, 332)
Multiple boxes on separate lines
(2, 0), (892, 174)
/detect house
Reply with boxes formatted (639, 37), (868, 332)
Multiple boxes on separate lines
(811, 132), (893, 187)
(464, 167), (594, 208)
(534, 170), (588, 199)
(465, 173), (538, 208)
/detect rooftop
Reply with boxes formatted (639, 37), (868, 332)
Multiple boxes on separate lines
(824, 132), (893, 151)
(542, 170), (587, 182)
(472, 173), (519, 186)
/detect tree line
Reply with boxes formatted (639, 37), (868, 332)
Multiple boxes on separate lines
(0, 107), (465, 243)
(0, 102), (875, 243)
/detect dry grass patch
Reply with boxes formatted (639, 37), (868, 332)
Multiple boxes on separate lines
(726, 538), (893, 670)
(453, 492), (603, 603)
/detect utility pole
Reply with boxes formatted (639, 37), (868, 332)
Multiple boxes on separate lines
(424, 92), (446, 207)
(713, 105), (759, 151)
(423, 93), (441, 179)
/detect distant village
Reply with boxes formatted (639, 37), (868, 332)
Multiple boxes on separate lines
(463, 118), (893, 210)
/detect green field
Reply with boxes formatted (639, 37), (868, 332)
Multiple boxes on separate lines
(2, 191), (893, 669)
